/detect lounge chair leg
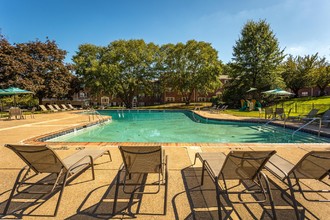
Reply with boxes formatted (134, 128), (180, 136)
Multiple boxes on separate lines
(112, 170), (121, 214)
(260, 172), (277, 219)
(106, 150), (112, 162)
(215, 177), (222, 219)
(54, 172), (69, 216)
(164, 156), (168, 215)
(3, 168), (26, 214)
(201, 160), (206, 185)
(286, 177), (300, 220)
(90, 156), (95, 180)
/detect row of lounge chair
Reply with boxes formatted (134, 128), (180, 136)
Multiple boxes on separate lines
(265, 108), (330, 127)
(2, 144), (330, 219)
(39, 104), (77, 113)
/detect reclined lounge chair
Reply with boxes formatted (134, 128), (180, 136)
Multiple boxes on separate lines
(3, 144), (112, 216)
(194, 150), (277, 219)
(113, 146), (168, 217)
(265, 151), (330, 219)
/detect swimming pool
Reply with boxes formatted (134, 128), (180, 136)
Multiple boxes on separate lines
(47, 110), (330, 144)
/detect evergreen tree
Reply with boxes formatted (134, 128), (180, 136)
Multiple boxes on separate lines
(228, 20), (285, 101)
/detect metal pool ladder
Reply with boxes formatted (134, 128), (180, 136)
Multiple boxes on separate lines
(292, 118), (321, 138)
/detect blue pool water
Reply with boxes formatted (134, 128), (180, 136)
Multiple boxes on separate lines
(48, 110), (330, 143)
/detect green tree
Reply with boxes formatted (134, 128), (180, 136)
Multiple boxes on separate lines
(311, 57), (330, 96)
(101, 39), (159, 108)
(230, 20), (285, 98)
(160, 40), (222, 105)
(282, 54), (318, 97)
(73, 44), (105, 98)
(73, 40), (160, 107)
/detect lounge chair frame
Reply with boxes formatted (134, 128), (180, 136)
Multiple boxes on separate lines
(4, 144), (111, 216)
(265, 151), (330, 219)
(113, 146), (168, 217)
(194, 151), (277, 219)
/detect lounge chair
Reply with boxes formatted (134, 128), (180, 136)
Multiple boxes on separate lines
(3, 144), (112, 216)
(47, 104), (58, 112)
(287, 108), (319, 122)
(265, 151), (330, 219)
(321, 109), (330, 127)
(61, 104), (71, 111)
(53, 104), (65, 111)
(67, 104), (77, 110)
(194, 150), (277, 219)
(113, 146), (168, 217)
(275, 108), (285, 120)
(265, 108), (273, 119)
(39, 104), (50, 113)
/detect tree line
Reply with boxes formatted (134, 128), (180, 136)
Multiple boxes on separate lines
(1, 19), (329, 108)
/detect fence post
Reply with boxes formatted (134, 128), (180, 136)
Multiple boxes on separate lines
(312, 103), (314, 109)
(295, 103), (297, 113)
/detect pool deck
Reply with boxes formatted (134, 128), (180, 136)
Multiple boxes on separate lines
(0, 110), (329, 219)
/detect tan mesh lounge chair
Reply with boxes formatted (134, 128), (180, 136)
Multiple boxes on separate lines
(265, 108), (274, 119)
(67, 104), (77, 110)
(39, 104), (50, 113)
(113, 146), (168, 217)
(321, 109), (330, 127)
(53, 104), (65, 111)
(275, 108), (285, 120)
(265, 151), (330, 219)
(194, 150), (277, 219)
(61, 104), (71, 111)
(300, 108), (319, 122)
(47, 104), (58, 112)
(4, 144), (112, 216)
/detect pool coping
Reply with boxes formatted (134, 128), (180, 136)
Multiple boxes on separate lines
(24, 110), (330, 146)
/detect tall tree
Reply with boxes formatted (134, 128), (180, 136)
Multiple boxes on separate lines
(282, 54), (318, 97)
(0, 36), (72, 104)
(160, 40), (222, 105)
(230, 20), (285, 97)
(0, 35), (26, 88)
(73, 44), (105, 99)
(101, 39), (159, 108)
(311, 57), (330, 96)
(73, 40), (160, 107)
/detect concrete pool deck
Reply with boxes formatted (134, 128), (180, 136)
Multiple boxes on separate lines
(0, 110), (329, 219)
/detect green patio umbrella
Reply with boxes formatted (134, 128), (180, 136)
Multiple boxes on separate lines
(0, 87), (33, 106)
(262, 88), (294, 109)
(262, 88), (294, 96)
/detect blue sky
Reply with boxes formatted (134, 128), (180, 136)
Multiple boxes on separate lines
(1, 0), (330, 64)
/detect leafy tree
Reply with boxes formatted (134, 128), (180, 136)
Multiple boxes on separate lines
(160, 40), (222, 105)
(0, 35), (26, 88)
(101, 40), (160, 108)
(72, 44), (105, 98)
(73, 40), (160, 108)
(282, 54), (318, 97)
(229, 20), (285, 99)
(0, 36), (72, 104)
(311, 57), (330, 96)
